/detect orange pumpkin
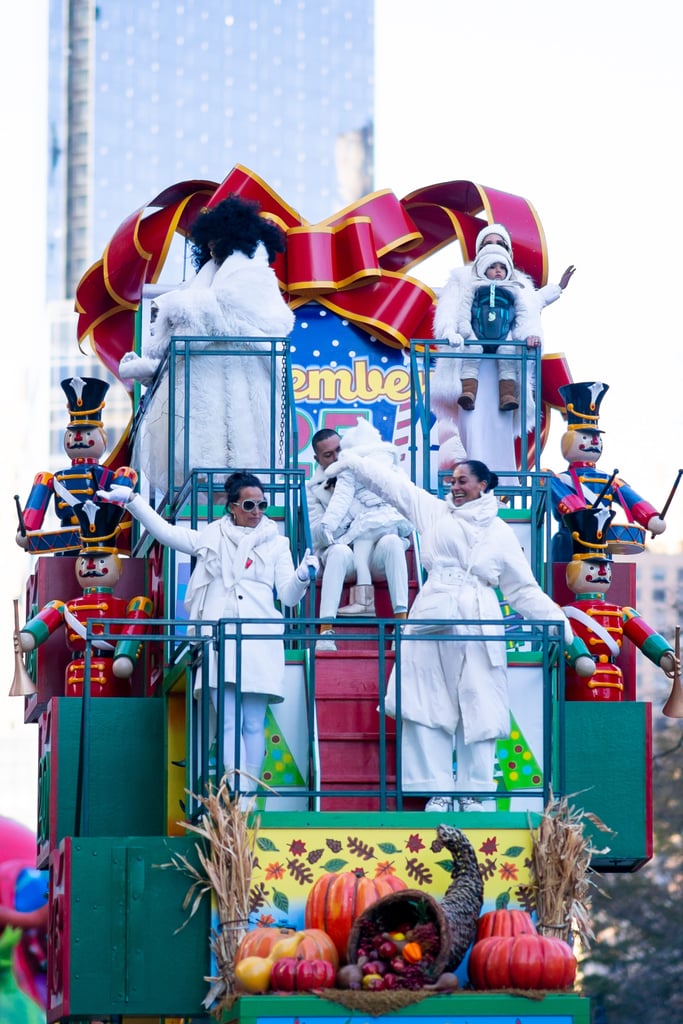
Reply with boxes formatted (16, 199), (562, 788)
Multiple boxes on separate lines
(235, 927), (339, 968)
(475, 908), (537, 942)
(304, 869), (408, 963)
(402, 941), (423, 963)
(296, 928), (340, 969)
(468, 933), (577, 991)
(235, 927), (297, 962)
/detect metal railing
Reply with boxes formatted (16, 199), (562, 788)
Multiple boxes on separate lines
(71, 614), (568, 833)
(129, 335), (295, 507)
(408, 339), (542, 492)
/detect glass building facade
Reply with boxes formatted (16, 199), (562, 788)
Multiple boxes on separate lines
(47, 0), (375, 300)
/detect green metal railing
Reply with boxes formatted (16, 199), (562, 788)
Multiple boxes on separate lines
(72, 614), (567, 833)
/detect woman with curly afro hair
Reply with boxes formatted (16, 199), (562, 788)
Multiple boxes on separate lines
(120, 194), (294, 493)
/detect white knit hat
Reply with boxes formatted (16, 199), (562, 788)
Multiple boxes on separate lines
(474, 244), (513, 280)
(475, 222), (512, 254)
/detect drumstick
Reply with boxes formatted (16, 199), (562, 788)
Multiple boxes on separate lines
(659, 469), (683, 522)
(591, 469), (618, 511)
(14, 495), (26, 537)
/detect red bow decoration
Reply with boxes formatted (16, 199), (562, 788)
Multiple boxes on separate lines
(76, 164), (548, 388)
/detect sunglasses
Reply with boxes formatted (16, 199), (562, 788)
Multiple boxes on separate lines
(231, 499), (268, 512)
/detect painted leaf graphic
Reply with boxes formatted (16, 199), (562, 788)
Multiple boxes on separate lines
(321, 858), (349, 872)
(256, 837), (279, 851)
(272, 888), (289, 913)
(378, 842), (401, 854)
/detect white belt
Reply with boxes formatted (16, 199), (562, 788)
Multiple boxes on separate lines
(430, 567), (474, 585)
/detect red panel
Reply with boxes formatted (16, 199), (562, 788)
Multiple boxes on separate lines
(47, 841), (71, 1022)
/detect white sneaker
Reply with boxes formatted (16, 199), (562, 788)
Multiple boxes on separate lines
(459, 797), (495, 812)
(425, 796), (453, 812)
(316, 631), (337, 653)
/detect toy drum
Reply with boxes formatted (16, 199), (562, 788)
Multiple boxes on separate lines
(606, 523), (646, 555)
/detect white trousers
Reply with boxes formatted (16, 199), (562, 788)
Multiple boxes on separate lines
(319, 535), (409, 619)
(400, 718), (496, 795)
(210, 686), (269, 792)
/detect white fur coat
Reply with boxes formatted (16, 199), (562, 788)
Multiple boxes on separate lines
(122, 245), (295, 492)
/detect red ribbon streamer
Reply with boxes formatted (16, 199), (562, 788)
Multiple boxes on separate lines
(75, 164), (549, 379)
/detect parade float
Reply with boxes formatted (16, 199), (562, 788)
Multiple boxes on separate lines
(9, 164), (683, 1023)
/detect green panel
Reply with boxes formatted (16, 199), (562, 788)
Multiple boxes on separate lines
(563, 701), (651, 870)
(64, 836), (210, 1018)
(51, 698), (166, 848)
(220, 992), (590, 1022)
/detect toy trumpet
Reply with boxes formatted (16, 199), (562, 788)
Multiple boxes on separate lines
(9, 598), (37, 696)
(663, 625), (683, 719)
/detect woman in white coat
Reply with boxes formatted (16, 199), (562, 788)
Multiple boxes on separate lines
(324, 455), (594, 812)
(119, 197), (295, 493)
(99, 472), (318, 792)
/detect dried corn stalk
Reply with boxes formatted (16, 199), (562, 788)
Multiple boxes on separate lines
(160, 774), (259, 1012)
(529, 789), (612, 949)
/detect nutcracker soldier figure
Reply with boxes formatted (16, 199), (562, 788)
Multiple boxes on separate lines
(15, 500), (153, 697)
(550, 381), (666, 561)
(15, 377), (137, 555)
(561, 507), (677, 702)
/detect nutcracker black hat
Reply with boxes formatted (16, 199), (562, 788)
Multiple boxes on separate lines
(564, 506), (615, 562)
(73, 500), (125, 555)
(61, 376), (110, 429)
(559, 381), (609, 432)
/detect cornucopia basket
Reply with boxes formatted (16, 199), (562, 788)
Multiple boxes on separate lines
(347, 888), (451, 984)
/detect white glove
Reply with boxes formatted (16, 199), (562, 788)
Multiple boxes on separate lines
(447, 332), (464, 349)
(118, 352), (160, 385)
(660, 651), (679, 678)
(647, 515), (666, 535)
(319, 525), (335, 548)
(296, 547), (319, 582)
(574, 655), (596, 678)
(97, 485), (136, 505)
(113, 655), (135, 679)
(15, 631), (35, 653)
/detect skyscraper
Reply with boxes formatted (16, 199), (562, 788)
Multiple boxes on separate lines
(47, 0), (375, 301)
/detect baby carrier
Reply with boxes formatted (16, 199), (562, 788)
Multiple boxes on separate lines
(471, 284), (516, 348)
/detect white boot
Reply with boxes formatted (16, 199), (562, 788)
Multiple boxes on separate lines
(337, 584), (376, 616)
(316, 625), (337, 652)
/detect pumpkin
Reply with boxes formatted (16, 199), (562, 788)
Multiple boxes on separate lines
(235, 927), (338, 968)
(270, 956), (336, 992)
(475, 908), (537, 941)
(295, 928), (340, 969)
(468, 933), (577, 991)
(304, 869), (408, 963)
(235, 927), (296, 962)
(402, 941), (423, 964)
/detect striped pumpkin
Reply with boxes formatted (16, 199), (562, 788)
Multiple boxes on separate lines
(304, 869), (407, 962)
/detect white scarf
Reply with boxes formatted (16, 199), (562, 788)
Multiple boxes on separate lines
(185, 514), (279, 609)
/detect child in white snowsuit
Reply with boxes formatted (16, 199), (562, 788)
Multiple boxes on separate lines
(446, 244), (542, 413)
(318, 419), (413, 616)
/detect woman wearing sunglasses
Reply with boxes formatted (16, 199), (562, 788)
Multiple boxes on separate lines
(98, 471), (318, 798)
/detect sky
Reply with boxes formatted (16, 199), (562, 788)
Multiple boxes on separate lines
(374, 0), (683, 553)
(1, 0), (682, 826)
